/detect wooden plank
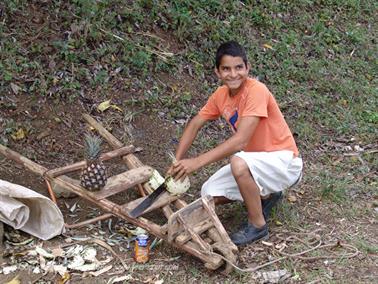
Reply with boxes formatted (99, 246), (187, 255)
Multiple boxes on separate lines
(122, 191), (180, 215)
(177, 214), (211, 252)
(202, 196), (238, 253)
(175, 218), (214, 245)
(46, 145), (136, 178)
(167, 198), (209, 243)
(94, 166), (153, 200)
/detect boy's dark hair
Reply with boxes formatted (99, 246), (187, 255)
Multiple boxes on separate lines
(215, 41), (248, 69)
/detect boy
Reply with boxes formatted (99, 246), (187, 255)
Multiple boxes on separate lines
(168, 41), (302, 246)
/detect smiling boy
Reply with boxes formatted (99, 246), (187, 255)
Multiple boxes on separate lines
(169, 41), (303, 246)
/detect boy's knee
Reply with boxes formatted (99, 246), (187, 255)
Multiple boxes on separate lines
(201, 181), (212, 197)
(230, 156), (250, 179)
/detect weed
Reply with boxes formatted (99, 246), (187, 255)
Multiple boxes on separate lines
(274, 201), (301, 226)
(355, 239), (378, 255)
(316, 171), (349, 204)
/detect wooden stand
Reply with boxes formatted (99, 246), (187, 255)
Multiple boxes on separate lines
(0, 114), (238, 274)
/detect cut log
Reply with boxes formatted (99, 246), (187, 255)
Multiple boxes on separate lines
(0, 144), (47, 176)
(94, 166), (153, 200)
(0, 144), (74, 197)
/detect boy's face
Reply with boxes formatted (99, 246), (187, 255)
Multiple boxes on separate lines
(215, 55), (250, 96)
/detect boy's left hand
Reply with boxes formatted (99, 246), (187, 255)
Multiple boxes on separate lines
(168, 158), (199, 181)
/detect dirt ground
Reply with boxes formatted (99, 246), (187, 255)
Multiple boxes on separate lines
(1, 86), (377, 283)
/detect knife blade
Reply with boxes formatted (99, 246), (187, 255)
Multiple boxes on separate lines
(129, 182), (167, 218)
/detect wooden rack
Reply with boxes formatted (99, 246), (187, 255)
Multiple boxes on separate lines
(0, 114), (238, 274)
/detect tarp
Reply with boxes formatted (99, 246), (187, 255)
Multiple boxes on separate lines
(0, 179), (64, 240)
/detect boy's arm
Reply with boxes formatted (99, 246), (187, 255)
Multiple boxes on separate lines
(171, 116), (260, 180)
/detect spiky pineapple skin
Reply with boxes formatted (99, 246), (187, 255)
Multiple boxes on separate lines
(80, 161), (107, 191)
(80, 133), (107, 191)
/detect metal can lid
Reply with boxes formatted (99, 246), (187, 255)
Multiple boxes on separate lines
(136, 234), (149, 247)
(137, 234), (149, 240)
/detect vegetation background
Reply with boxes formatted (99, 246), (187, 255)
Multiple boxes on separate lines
(0, 0), (377, 283)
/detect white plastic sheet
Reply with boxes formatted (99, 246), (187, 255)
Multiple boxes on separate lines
(0, 179), (64, 240)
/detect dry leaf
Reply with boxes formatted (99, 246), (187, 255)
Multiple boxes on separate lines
(97, 100), (111, 112)
(261, 240), (273, 246)
(110, 104), (123, 112)
(261, 269), (288, 283)
(53, 77), (59, 85)
(11, 128), (26, 140)
(275, 220), (283, 226)
(51, 247), (65, 257)
(263, 43), (273, 49)
(10, 83), (22, 95)
(58, 272), (71, 284)
(89, 265), (113, 277)
(5, 275), (20, 284)
(287, 195), (297, 203)
(37, 130), (51, 140)
(275, 242), (287, 250)
(35, 246), (55, 259)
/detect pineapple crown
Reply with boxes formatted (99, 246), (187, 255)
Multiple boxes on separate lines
(84, 133), (102, 161)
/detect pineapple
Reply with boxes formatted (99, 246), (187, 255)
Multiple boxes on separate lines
(80, 133), (107, 191)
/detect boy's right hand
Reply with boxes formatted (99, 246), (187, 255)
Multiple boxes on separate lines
(167, 158), (199, 181)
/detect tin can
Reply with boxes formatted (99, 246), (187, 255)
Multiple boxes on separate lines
(134, 234), (150, 263)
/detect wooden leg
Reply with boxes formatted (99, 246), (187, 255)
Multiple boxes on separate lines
(65, 213), (113, 229)
(44, 179), (57, 204)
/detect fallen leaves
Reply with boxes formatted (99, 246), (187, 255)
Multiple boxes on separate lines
(287, 194), (297, 203)
(97, 100), (123, 112)
(263, 43), (273, 50)
(10, 128), (26, 141)
(5, 275), (20, 284)
(10, 83), (22, 95)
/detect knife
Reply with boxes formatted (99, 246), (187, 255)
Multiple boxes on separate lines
(129, 181), (167, 218)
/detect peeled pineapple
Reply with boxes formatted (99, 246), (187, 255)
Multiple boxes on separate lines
(80, 133), (107, 191)
(166, 151), (190, 195)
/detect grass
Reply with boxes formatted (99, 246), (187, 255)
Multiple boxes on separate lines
(355, 239), (378, 255)
(1, 0), (377, 282)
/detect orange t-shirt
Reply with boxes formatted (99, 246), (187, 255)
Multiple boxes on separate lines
(198, 78), (299, 156)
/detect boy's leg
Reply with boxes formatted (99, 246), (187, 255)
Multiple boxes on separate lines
(201, 164), (244, 202)
(230, 156), (265, 228)
(213, 196), (234, 205)
(228, 156), (269, 245)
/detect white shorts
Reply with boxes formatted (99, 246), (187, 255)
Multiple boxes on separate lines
(201, 150), (303, 200)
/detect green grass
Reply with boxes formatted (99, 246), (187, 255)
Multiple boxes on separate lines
(2, 0), (376, 144)
(355, 239), (378, 255)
